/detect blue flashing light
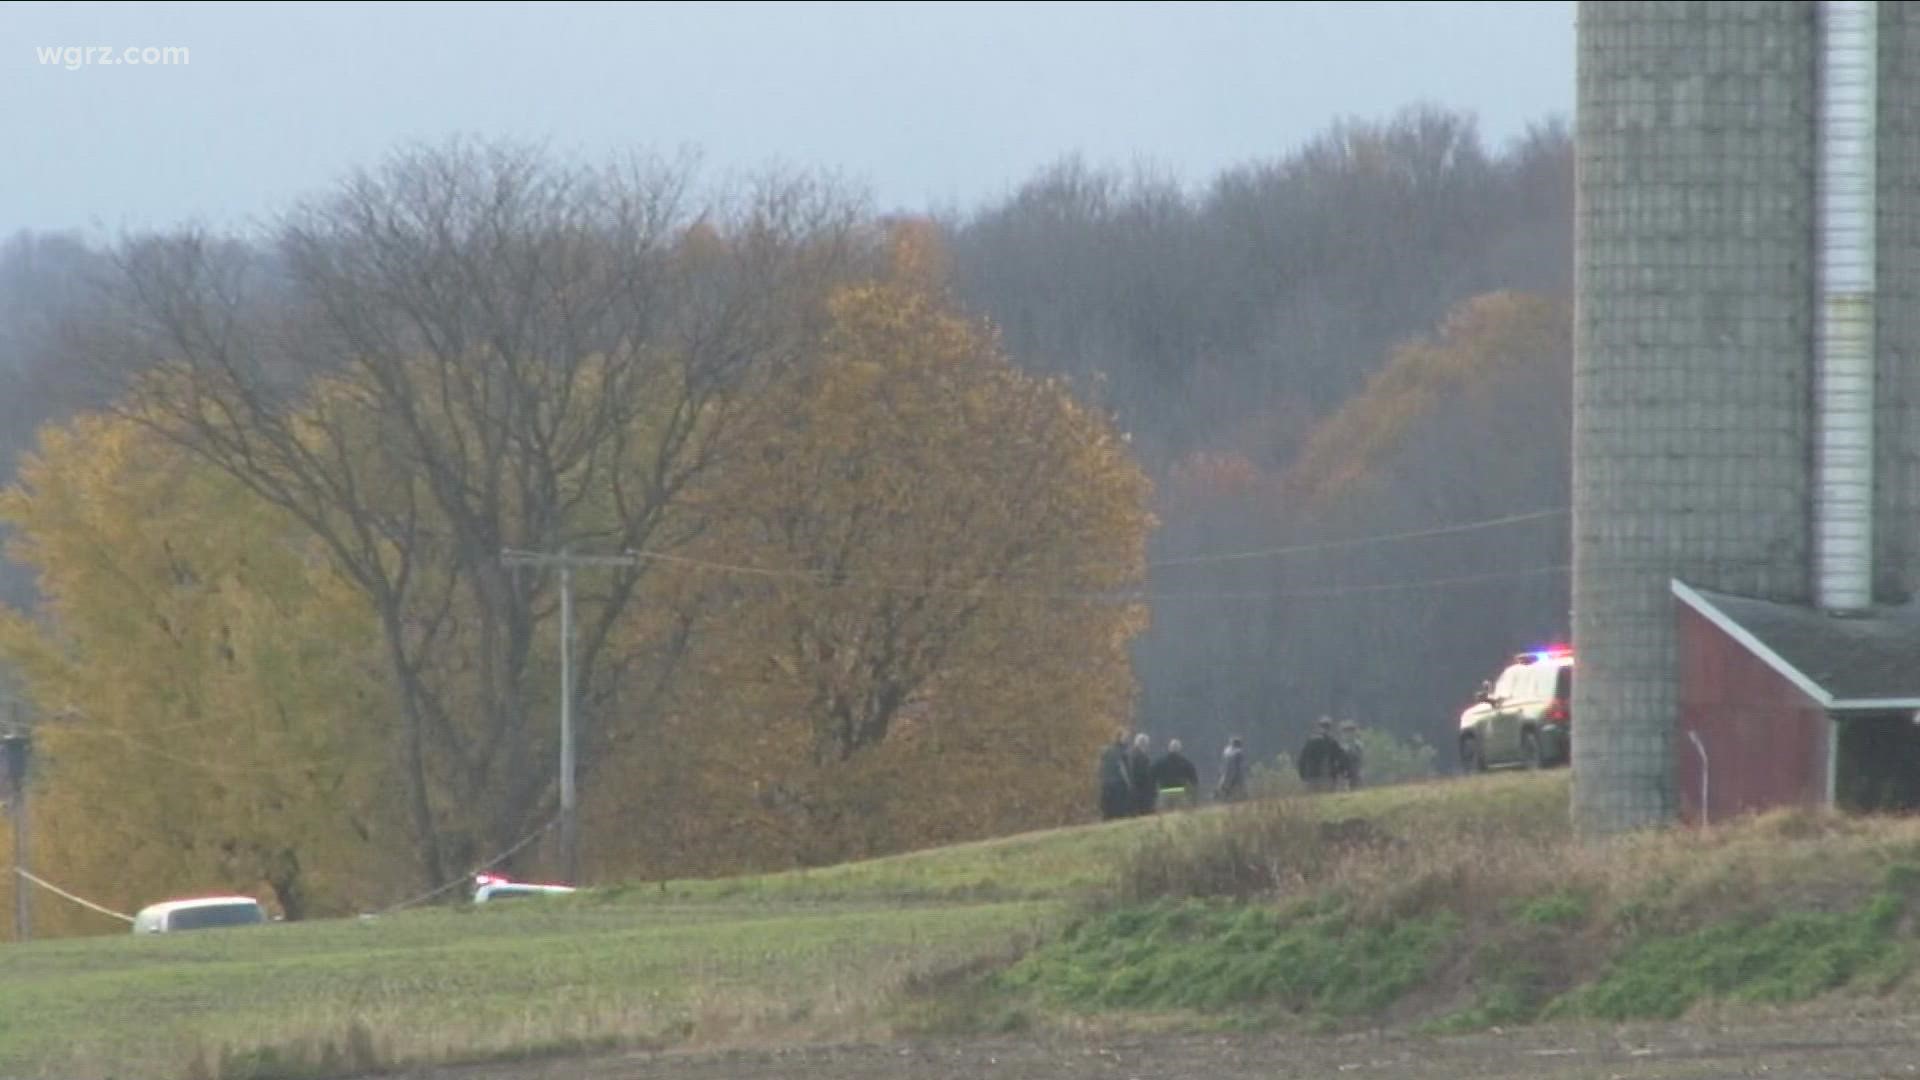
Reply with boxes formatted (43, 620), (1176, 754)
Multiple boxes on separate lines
(1517, 645), (1574, 665)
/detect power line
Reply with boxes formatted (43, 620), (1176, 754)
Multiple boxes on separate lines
(372, 817), (559, 915)
(621, 507), (1570, 599)
(1146, 508), (1568, 569)
(630, 548), (825, 581)
(1146, 563), (1570, 601)
(628, 551), (1571, 603)
(627, 548), (1094, 598)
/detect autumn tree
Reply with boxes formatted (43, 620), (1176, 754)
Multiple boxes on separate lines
(73, 141), (867, 888)
(1283, 291), (1570, 506)
(589, 225), (1155, 872)
(0, 414), (406, 927)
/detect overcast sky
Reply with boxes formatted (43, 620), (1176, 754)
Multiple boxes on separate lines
(6, 1), (1573, 238)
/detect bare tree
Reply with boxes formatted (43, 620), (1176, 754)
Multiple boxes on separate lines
(81, 140), (865, 887)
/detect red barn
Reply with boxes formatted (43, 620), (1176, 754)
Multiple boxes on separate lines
(1672, 581), (1920, 824)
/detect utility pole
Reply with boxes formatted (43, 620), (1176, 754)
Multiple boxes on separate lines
(3, 707), (29, 944)
(500, 548), (639, 886)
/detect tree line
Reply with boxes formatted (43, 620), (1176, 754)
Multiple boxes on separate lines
(0, 106), (1573, 931)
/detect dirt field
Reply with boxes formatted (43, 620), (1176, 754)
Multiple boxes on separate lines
(386, 1011), (1920, 1080)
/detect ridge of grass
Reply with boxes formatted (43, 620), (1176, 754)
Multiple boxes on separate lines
(15, 771), (1920, 1078)
(991, 774), (1920, 1035)
(998, 897), (1457, 1016)
(1546, 863), (1920, 1021)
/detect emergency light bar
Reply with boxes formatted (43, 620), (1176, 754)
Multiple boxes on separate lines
(1515, 646), (1574, 664)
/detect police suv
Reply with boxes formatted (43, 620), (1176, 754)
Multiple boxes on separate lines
(1457, 646), (1573, 772)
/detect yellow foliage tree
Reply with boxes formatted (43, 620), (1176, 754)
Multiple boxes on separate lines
(0, 413), (407, 931)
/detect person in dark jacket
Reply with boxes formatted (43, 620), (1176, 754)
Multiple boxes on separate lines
(1097, 729), (1133, 821)
(1127, 733), (1157, 816)
(1297, 716), (1350, 794)
(1217, 737), (1248, 802)
(1338, 719), (1365, 790)
(1150, 739), (1201, 809)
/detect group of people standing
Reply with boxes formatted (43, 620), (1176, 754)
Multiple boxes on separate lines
(1097, 731), (1202, 820)
(1095, 716), (1365, 820)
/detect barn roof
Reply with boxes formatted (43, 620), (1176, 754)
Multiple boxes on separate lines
(1672, 580), (1920, 711)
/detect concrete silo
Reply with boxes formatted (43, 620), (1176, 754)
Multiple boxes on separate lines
(1573, 1), (1819, 834)
(1877, 4), (1920, 607)
(1572, 0), (1920, 834)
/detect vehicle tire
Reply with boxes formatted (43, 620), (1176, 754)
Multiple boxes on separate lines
(1460, 733), (1485, 774)
(1521, 729), (1542, 770)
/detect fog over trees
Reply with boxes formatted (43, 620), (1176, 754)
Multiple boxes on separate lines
(942, 105), (1572, 771)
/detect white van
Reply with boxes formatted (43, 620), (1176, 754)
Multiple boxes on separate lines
(132, 895), (268, 934)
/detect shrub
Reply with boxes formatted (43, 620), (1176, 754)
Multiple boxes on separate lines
(1347, 727), (1438, 787)
(1247, 753), (1305, 800)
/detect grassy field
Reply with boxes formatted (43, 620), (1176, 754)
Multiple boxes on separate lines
(0, 775), (1494, 1078)
(0, 896), (1064, 1077)
(0, 790), (1152, 1077)
(9, 770), (1920, 1079)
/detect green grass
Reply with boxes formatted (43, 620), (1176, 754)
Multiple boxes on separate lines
(1549, 866), (1920, 1021)
(1512, 888), (1591, 928)
(999, 898), (1457, 1017)
(607, 815), (1162, 905)
(0, 898), (1058, 1078)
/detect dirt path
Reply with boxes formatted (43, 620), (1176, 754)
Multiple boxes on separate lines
(387, 1013), (1920, 1080)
